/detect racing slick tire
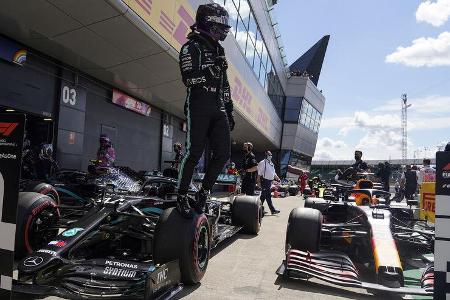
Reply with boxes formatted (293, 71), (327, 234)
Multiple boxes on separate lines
(304, 197), (328, 212)
(15, 192), (60, 257)
(286, 207), (322, 252)
(153, 207), (210, 284)
(288, 185), (299, 196)
(232, 195), (262, 235)
(29, 182), (60, 205)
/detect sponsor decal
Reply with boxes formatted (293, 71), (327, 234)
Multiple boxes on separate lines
(156, 267), (169, 284)
(423, 192), (435, 213)
(48, 240), (66, 247)
(105, 260), (138, 269)
(62, 227), (84, 237)
(0, 139), (16, 147)
(442, 183), (450, 189)
(23, 256), (43, 267)
(103, 267), (137, 278)
(0, 153), (17, 159)
(205, 15), (228, 25)
(37, 249), (57, 256)
(443, 163), (450, 179)
(0, 122), (18, 136)
(187, 76), (206, 85)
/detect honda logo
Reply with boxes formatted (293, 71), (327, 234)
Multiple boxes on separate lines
(23, 256), (44, 267)
(0, 123), (18, 136)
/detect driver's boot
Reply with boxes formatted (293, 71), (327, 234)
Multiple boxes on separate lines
(192, 188), (209, 214)
(176, 194), (193, 219)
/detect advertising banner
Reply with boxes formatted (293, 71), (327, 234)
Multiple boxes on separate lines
(112, 89), (152, 116)
(0, 113), (25, 299)
(419, 182), (435, 223)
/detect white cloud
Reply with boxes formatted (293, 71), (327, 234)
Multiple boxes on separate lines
(374, 95), (450, 114)
(416, 0), (450, 27)
(318, 137), (347, 149)
(314, 137), (349, 160)
(385, 32), (450, 67)
(313, 150), (335, 161)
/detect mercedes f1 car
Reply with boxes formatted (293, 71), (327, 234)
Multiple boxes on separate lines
(276, 179), (434, 296)
(14, 173), (262, 299)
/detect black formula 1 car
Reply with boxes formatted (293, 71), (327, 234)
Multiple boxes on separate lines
(14, 176), (262, 299)
(15, 163), (195, 257)
(276, 182), (434, 296)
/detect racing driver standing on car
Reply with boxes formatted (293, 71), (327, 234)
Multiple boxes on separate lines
(177, 3), (235, 218)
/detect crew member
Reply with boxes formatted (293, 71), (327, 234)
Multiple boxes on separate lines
(36, 144), (58, 180)
(300, 171), (308, 194)
(401, 164), (418, 200)
(382, 161), (391, 192)
(418, 158), (436, 184)
(257, 151), (280, 214)
(97, 134), (116, 167)
(352, 150), (369, 172)
(177, 3), (234, 218)
(241, 142), (258, 195)
(172, 142), (183, 169)
(227, 162), (238, 193)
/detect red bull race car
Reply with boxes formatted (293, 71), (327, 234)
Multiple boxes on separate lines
(277, 179), (434, 296)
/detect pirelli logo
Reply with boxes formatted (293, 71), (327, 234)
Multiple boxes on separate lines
(423, 192), (435, 213)
(0, 123), (18, 136)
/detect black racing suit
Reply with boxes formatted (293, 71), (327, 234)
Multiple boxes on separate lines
(177, 30), (233, 194)
(352, 159), (368, 172)
(241, 152), (257, 195)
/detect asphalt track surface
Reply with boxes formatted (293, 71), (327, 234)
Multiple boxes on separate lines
(15, 195), (430, 300)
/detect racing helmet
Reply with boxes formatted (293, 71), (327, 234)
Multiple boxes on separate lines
(40, 143), (53, 158)
(195, 3), (231, 41)
(99, 134), (111, 147)
(173, 142), (182, 152)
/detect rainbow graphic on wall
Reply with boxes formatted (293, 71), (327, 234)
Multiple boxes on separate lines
(12, 49), (27, 66)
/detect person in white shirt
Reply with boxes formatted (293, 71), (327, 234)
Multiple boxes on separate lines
(257, 151), (280, 214)
(418, 158), (436, 185)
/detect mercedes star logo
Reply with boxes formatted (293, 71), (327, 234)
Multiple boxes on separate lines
(23, 256), (44, 267)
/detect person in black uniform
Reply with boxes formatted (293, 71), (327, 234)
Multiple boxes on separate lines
(241, 142), (258, 195)
(177, 3), (235, 218)
(352, 150), (369, 172)
(172, 142), (183, 169)
(401, 164), (418, 200)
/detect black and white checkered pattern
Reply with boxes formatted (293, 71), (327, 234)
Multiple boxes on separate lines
(0, 114), (25, 299)
(434, 151), (450, 300)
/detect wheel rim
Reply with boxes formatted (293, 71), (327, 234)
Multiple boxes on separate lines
(28, 206), (59, 252)
(197, 225), (209, 270)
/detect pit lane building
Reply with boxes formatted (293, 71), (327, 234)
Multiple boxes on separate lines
(0, 0), (329, 174)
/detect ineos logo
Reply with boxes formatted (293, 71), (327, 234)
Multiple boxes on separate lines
(62, 85), (77, 106)
(23, 256), (44, 267)
(156, 267), (169, 284)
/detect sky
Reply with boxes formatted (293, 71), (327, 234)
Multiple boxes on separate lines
(275, 0), (450, 161)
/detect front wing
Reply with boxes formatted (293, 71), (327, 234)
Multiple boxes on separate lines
(277, 249), (433, 296)
(14, 259), (182, 299)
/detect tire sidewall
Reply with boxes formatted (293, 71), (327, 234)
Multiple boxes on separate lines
(16, 193), (59, 256)
(188, 214), (210, 282)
